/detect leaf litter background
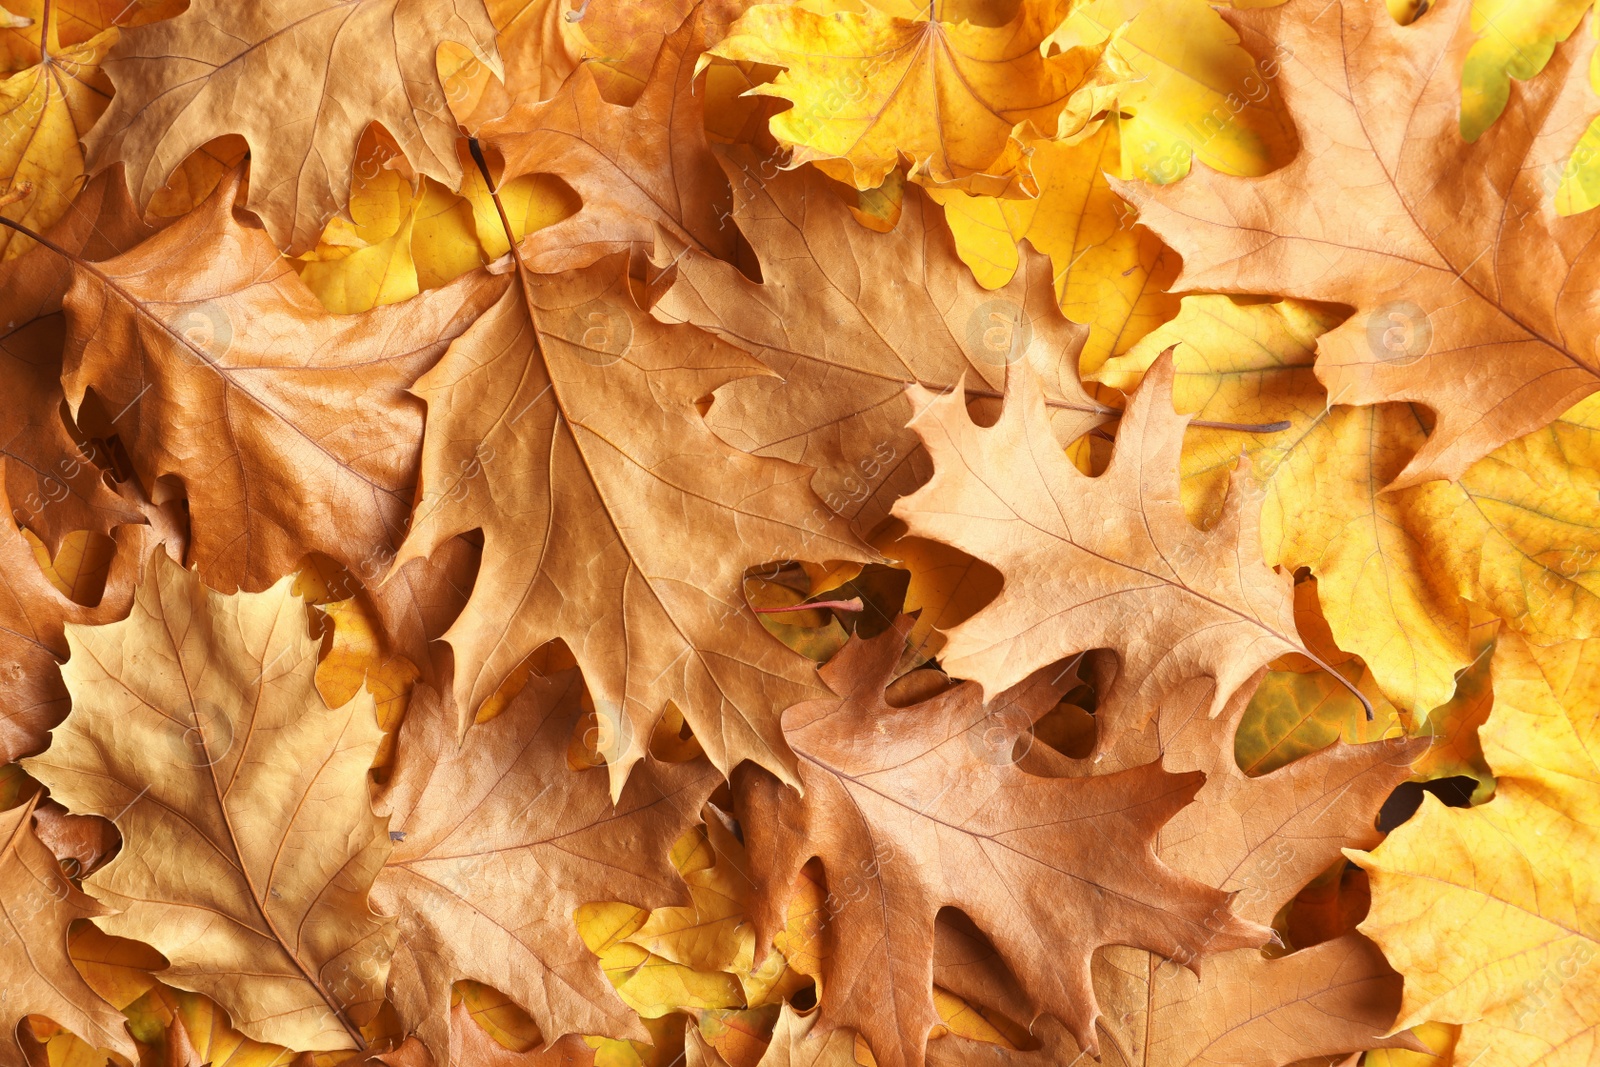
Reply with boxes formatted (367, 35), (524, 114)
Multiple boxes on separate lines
(0, 1), (1597, 1067)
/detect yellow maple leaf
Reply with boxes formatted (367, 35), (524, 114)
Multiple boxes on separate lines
(702, 0), (1098, 195)
(1350, 631), (1600, 1067)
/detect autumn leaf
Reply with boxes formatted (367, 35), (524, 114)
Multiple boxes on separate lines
(390, 244), (869, 794)
(732, 617), (1272, 1067)
(56, 171), (504, 594)
(83, 0), (503, 253)
(1119, 0), (1600, 485)
(891, 349), (1339, 743)
(481, 1), (748, 275)
(1099, 294), (1600, 712)
(23, 551), (396, 1052)
(372, 676), (719, 1061)
(0, 795), (134, 1066)
(685, 1005), (854, 1067)
(654, 148), (1107, 538)
(701, 0), (1098, 196)
(1351, 630), (1600, 1067)
(0, 168), (152, 549)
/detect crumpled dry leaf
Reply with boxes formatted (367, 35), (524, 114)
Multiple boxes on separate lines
(701, 0), (1097, 196)
(654, 147), (1105, 538)
(58, 171), (504, 595)
(392, 248), (868, 794)
(23, 551), (396, 1053)
(732, 617), (1271, 1067)
(0, 795), (134, 1066)
(83, 0), (503, 253)
(1118, 0), (1600, 486)
(892, 350), (1313, 743)
(1350, 630), (1600, 1067)
(482, 1), (748, 275)
(373, 675), (720, 1063)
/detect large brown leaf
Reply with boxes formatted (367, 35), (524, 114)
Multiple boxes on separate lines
(390, 251), (869, 794)
(1118, 0), (1600, 487)
(59, 173), (505, 594)
(730, 617), (1271, 1067)
(653, 149), (1104, 537)
(480, 1), (747, 275)
(892, 352), (1311, 745)
(372, 675), (719, 1063)
(0, 796), (133, 1066)
(83, 0), (501, 254)
(0, 168), (153, 550)
(23, 551), (396, 1053)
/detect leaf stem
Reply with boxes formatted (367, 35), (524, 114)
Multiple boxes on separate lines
(752, 597), (864, 615)
(1297, 646), (1376, 721)
(467, 137), (526, 272)
(39, 0), (51, 63)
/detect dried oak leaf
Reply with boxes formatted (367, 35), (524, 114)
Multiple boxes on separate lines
(892, 351), (1311, 743)
(390, 249), (868, 794)
(1350, 631), (1600, 1067)
(685, 1005), (854, 1067)
(372, 675), (719, 1063)
(0, 469), (155, 762)
(22, 551), (396, 1053)
(931, 673), (1422, 1067)
(731, 617), (1271, 1067)
(83, 0), (502, 254)
(1118, 0), (1600, 486)
(0, 796), (133, 1066)
(449, 1000), (592, 1067)
(653, 148), (1105, 538)
(0, 167), (151, 549)
(701, 0), (1094, 196)
(481, 1), (747, 275)
(58, 171), (505, 595)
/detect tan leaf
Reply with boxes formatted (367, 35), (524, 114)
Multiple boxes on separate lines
(654, 149), (1106, 538)
(391, 248), (868, 794)
(58, 173), (504, 594)
(892, 350), (1320, 744)
(0, 796), (133, 1066)
(23, 551), (396, 1052)
(372, 676), (720, 1062)
(482, 2), (749, 274)
(1118, 0), (1600, 485)
(84, 0), (503, 253)
(732, 617), (1272, 1067)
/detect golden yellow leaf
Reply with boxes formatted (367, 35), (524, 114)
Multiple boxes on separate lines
(0, 25), (114, 261)
(24, 552), (394, 1052)
(121, 987), (296, 1067)
(1100, 294), (1600, 713)
(928, 122), (1181, 374)
(576, 902), (746, 1019)
(1043, 0), (1295, 185)
(1459, 0), (1590, 144)
(702, 1), (1098, 195)
(313, 597), (420, 773)
(1351, 631), (1600, 1067)
(1363, 1022), (1460, 1067)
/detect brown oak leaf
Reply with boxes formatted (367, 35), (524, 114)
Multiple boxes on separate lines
(23, 551), (396, 1053)
(730, 617), (1271, 1067)
(0, 796), (133, 1066)
(1117, 0), (1600, 486)
(481, 1), (749, 275)
(390, 249), (869, 794)
(653, 149), (1105, 537)
(58, 172), (504, 595)
(0, 469), (157, 762)
(83, 0), (503, 254)
(372, 675), (720, 1063)
(0, 168), (153, 550)
(892, 351), (1316, 745)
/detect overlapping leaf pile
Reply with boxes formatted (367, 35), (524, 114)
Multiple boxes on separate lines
(2, 2), (1596, 1067)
